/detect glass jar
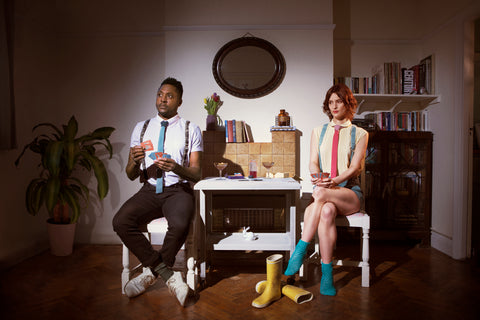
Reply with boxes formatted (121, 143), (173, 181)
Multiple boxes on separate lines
(278, 109), (290, 126)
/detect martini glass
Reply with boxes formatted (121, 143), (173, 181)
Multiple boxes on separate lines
(214, 162), (228, 178)
(262, 161), (275, 178)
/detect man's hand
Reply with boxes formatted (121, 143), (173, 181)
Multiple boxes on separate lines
(153, 157), (178, 172)
(126, 145), (146, 180)
(130, 146), (145, 165)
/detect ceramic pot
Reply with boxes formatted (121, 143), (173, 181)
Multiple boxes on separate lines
(47, 218), (77, 256)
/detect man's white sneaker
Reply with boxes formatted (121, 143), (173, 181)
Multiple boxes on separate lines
(124, 267), (157, 298)
(166, 271), (189, 307)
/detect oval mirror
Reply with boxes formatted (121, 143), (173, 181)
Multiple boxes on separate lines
(212, 36), (286, 99)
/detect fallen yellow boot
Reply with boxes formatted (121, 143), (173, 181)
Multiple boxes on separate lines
(252, 254), (283, 308)
(256, 280), (313, 304)
(282, 284), (314, 304)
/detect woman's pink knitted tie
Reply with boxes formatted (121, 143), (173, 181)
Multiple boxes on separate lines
(330, 125), (341, 178)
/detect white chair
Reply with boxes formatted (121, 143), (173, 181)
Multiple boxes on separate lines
(299, 212), (370, 287)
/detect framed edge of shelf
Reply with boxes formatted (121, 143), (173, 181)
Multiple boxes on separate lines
(355, 94), (440, 115)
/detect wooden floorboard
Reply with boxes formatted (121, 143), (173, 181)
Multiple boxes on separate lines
(0, 242), (479, 320)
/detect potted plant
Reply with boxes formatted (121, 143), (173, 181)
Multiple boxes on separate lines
(204, 92), (223, 130)
(15, 116), (115, 255)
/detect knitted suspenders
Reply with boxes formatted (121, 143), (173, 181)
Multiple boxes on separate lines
(318, 123), (356, 187)
(139, 119), (190, 182)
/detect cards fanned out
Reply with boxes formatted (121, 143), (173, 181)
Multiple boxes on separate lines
(148, 152), (171, 160)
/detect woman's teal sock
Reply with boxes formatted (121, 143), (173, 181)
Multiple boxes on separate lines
(320, 261), (336, 296)
(284, 240), (309, 276)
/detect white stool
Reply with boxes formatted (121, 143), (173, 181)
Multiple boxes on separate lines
(299, 212), (370, 287)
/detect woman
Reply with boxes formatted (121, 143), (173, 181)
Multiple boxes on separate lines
(284, 83), (368, 296)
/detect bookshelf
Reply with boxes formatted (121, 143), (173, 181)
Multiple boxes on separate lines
(355, 94), (439, 115)
(337, 57), (437, 244)
(364, 131), (433, 245)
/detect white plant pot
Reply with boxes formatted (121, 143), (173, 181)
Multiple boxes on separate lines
(46, 219), (77, 256)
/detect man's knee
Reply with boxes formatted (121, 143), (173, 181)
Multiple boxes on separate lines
(112, 211), (125, 235)
(112, 205), (134, 236)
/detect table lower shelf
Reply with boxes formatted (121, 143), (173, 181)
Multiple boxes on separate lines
(208, 232), (293, 251)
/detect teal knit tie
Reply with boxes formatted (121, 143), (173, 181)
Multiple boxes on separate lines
(156, 121), (168, 193)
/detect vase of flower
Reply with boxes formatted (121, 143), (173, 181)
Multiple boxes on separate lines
(204, 93), (223, 131)
(206, 114), (217, 131)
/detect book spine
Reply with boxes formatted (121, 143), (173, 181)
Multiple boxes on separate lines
(227, 120), (234, 143)
(235, 120), (244, 143)
(402, 68), (414, 94)
(225, 120), (228, 142)
(232, 120), (237, 142)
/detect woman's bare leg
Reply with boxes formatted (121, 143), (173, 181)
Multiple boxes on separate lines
(318, 202), (337, 264)
(301, 200), (323, 242)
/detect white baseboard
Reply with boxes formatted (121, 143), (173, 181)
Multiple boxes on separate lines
(431, 230), (453, 257)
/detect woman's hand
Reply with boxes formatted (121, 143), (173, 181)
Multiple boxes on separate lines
(311, 173), (337, 188)
(319, 177), (338, 188)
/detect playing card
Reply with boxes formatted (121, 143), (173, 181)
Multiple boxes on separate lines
(148, 152), (171, 160)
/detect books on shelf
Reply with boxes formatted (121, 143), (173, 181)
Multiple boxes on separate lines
(402, 68), (415, 94)
(364, 111), (427, 131)
(419, 55), (434, 95)
(334, 77), (372, 94)
(335, 55), (434, 95)
(224, 120), (253, 143)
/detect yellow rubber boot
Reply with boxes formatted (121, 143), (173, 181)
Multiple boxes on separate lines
(252, 254), (283, 308)
(281, 285), (314, 304)
(256, 280), (314, 304)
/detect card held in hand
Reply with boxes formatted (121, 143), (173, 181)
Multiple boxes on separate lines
(141, 140), (154, 151)
(148, 152), (171, 160)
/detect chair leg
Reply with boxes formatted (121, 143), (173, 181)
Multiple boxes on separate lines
(121, 232), (151, 294)
(361, 226), (370, 287)
(186, 257), (198, 291)
(121, 244), (130, 294)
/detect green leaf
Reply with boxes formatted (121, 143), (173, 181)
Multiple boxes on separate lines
(45, 176), (61, 213)
(63, 187), (80, 223)
(25, 179), (45, 215)
(64, 116), (78, 141)
(44, 141), (64, 176)
(91, 127), (115, 139)
(69, 177), (90, 202)
(81, 151), (109, 199)
(64, 140), (77, 172)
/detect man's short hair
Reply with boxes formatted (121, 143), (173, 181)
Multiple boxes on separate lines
(161, 77), (183, 98)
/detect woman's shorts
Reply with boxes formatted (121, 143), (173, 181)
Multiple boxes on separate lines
(348, 184), (364, 208)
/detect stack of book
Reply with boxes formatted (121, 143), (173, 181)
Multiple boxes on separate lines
(364, 111), (427, 131)
(334, 77), (373, 94)
(224, 120), (253, 143)
(334, 55), (434, 95)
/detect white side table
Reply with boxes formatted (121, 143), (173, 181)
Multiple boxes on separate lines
(186, 177), (301, 291)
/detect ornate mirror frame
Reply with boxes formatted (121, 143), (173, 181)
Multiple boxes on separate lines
(212, 36), (286, 99)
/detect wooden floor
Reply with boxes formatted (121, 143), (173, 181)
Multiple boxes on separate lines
(0, 241), (479, 320)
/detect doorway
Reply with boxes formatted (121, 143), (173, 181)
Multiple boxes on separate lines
(472, 18), (480, 265)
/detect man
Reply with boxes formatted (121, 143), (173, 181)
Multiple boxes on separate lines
(113, 77), (203, 306)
